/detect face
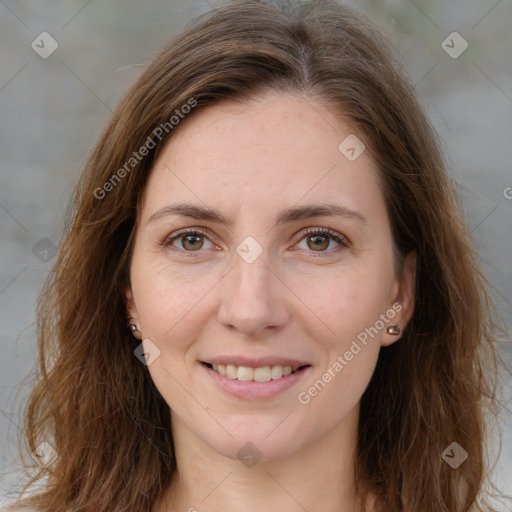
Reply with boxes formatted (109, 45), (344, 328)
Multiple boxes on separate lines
(126, 92), (415, 462)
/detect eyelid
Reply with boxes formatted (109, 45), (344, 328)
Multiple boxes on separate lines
(162, 227), (215, 248)
(161, 226), (350, 256)
(300, 227), (350, 247)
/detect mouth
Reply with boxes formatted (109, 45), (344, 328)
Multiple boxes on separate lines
(201, 362), (310, 382)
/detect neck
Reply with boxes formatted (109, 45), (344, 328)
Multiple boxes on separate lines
(156, 406), (374, 512)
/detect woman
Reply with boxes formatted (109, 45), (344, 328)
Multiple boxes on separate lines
(4, 1), (506, 511)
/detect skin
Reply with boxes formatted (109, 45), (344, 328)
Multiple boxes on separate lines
(125, 92), (416, 512)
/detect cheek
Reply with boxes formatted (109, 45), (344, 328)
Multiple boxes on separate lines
(296, 290), (383, 422)
(130, 251), (218, 343)
(292, 263), (391, 409)
(130, 262), (213, 409)
(305, 344), (379, 425)
(292, 264), (392, 350)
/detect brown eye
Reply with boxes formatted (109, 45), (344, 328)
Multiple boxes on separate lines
(180, 233), (204, 251)
(163, 228), (213, 253)
(306, 233), (330, 251)
(296, 228), (349, 257)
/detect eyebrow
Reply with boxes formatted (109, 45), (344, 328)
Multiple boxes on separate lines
(146, 202), (366, 227)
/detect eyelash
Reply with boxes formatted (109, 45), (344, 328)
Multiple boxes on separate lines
(162, 227), (349, 258)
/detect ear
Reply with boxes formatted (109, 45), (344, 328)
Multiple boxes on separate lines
(124, 286), (139, 324)
(125, 286), (143, 339)
(381, 250), (416, 347)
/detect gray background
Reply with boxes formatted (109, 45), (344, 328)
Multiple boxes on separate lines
(1, 0), (511, 507)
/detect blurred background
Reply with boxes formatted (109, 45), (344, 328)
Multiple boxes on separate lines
(1, 0), (511, 507)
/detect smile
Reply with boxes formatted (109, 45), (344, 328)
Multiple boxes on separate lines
(204, 363), (304, 382)
(200, 357), (312, 399)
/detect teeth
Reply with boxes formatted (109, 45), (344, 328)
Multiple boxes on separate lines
(237, 366), (254, 381)
(271, 365), (283, 379)
(209, 363), (300, 381)
(253, 366), (271, 382)
(226, 364), (237, 379)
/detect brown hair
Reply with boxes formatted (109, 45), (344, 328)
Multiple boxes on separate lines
(14, 1), (506, 510)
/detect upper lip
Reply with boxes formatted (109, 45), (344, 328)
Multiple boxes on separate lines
(202, 356), (310, 368)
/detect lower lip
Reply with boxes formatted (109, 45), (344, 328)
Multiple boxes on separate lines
(201, 363), (311, 399)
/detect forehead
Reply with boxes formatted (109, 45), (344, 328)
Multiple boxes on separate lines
(141, 92), (385, 226)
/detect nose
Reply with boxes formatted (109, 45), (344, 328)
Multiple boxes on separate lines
(217, 249), (290, 336)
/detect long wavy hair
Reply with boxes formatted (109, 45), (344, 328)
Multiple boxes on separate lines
(13, 1), (506, 511)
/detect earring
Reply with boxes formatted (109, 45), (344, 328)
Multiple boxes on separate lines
(127, 317), (142, 340)
(129, 324), (142, 339)
(386, 325), (401, 335)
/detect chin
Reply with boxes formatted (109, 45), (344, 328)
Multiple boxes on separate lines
(202, 421), (307, 463)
